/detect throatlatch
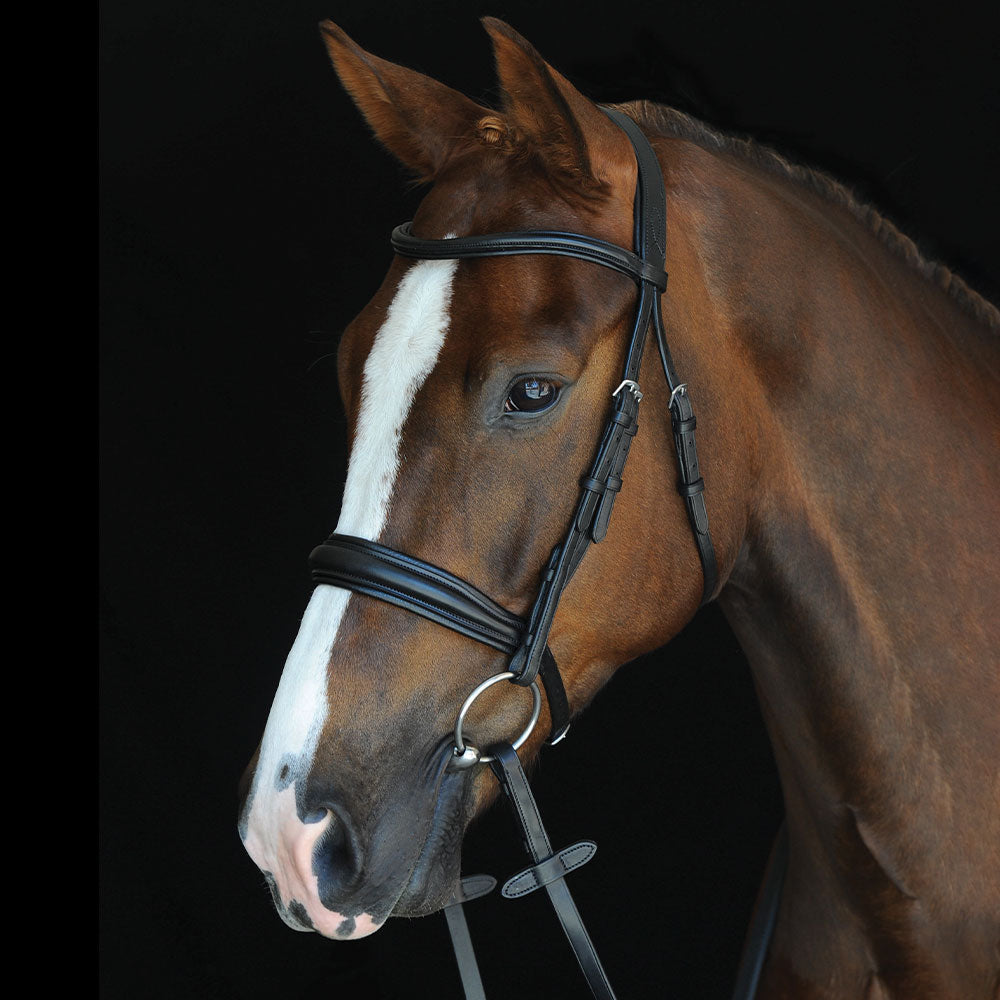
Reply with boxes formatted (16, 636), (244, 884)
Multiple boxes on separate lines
(308, 106), (719, 999)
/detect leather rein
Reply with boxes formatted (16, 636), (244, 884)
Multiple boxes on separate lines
(308, 107), (719, 999)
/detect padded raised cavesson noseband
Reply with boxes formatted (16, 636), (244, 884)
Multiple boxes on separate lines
(309, 535), (572, 741)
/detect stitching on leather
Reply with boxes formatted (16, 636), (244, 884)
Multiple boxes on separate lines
(490, 754), (546, 865)
(327, 538), (525, 629)
(320, 540), (523, 628)
(397, 231), (639, 267)
(314, 569), (515, 647)
(505, 756), (547, 858)
(392, 226), (667, 288)
(497, 762), (535, 854)
(503, 843), (596, 897)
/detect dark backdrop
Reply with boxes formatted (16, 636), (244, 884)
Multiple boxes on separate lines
(100, 2), (998, 997)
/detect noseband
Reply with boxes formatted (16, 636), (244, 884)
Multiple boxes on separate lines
(308, 107), (719, 999)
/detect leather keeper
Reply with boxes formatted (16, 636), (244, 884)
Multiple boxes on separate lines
(581, 475), (622, 495)
(678, 476), (705, 498)
(501, 841), (598, 899)
(450, 874), (496, 904)
(688, 491), (711, 537)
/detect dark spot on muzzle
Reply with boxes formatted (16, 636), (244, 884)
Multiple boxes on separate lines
(263, 872), (317, 932)
(288, 900), (315, 930)
(335, 916), (356, 938)
(263, 870), (280, 905)
(275, 753), (299, 792)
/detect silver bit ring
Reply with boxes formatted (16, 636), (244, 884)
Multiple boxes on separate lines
(453, 671), (542, 764)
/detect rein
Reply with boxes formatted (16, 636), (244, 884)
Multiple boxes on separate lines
(308, 107), (720, 998)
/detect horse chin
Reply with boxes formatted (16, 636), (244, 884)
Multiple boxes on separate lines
(391, 858), (463, 918)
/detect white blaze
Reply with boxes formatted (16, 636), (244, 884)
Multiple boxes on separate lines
(242, 254), (458, 932)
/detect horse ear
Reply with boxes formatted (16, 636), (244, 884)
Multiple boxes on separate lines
(319, 20), (488, 181)
(481, 17), (634, 192)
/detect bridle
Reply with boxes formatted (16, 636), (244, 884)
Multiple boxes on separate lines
(308, 107), (720, 999)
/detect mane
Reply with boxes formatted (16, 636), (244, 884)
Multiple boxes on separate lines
(626, 100), (1000, 330)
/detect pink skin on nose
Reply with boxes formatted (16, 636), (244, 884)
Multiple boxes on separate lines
(243, 784), (383, 939)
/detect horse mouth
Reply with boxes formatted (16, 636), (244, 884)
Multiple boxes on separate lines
(387, 747), (476, 918)
(247, 737), (485, 937)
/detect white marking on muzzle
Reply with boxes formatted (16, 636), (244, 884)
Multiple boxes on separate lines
(242, 252), (458, 934)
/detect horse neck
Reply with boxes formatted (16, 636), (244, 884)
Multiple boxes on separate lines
(662, 136), (1000, 976)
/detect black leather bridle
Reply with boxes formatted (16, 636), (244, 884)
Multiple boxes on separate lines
(308, 107), (720, 999)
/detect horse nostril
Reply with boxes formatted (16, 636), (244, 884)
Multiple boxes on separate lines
(324, 813), (348, 853)
(308, 804), (361, 896)
(301, 806), (349, 855)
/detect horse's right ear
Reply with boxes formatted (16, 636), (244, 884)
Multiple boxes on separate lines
(319, 20), (488, 181)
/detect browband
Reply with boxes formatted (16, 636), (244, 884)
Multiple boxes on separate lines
(391, 224), (668, 291)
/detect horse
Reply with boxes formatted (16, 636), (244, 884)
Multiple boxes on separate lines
(238, 17), (1000, 999)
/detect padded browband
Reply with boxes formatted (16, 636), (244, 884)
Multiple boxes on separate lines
(391, 224), (668, 292)
(310, 534), (524, 654)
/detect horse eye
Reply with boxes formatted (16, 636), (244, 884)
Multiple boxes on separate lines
(504, 378), (560, 414)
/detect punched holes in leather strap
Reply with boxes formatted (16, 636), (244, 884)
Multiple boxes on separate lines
(502, 841), (598, 899)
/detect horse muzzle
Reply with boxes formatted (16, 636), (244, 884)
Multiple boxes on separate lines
(240, 738), (473, 938)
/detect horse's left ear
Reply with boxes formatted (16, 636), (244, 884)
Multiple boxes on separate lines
(482, 17), (635, 193)
(319, 20), (489, 181)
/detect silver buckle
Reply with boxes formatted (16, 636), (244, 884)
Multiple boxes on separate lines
(668, 383), (688, 409)
(612, 379), (643, 402)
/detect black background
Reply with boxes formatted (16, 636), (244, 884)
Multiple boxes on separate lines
(100, 2), (998, 997)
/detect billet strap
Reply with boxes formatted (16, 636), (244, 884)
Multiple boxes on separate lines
(648, 266), (719, 604)
(488, 743), (616, 1000)
(668, 386), (718, 604)
(308, 534), (572, 742)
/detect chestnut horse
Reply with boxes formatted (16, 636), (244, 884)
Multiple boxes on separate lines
(239, 18), (1000, 999)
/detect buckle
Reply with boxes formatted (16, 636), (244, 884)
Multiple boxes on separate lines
(611, 379), (643, 402)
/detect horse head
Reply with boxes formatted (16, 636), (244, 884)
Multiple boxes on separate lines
(238, 18), (748, 941)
